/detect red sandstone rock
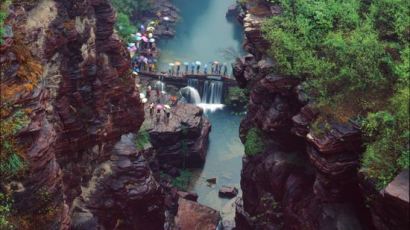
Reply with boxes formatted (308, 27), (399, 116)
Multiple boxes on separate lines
(174, 198), (220, 230)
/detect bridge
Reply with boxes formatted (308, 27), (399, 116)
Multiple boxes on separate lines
(137, 71), (238, 88)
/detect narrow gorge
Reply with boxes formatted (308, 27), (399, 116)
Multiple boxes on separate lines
(0, 0), (408, 230)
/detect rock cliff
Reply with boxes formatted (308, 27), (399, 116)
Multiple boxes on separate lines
(234, 1), (409, 229)
(0, 0), (157, 229)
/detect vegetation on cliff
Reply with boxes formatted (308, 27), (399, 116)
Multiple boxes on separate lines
(245, 128), (265, 156)
(262, 0), (409, 188)
(111, 0), (152, 42)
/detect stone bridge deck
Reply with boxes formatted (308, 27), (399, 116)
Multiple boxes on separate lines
(138, 71), (238, 87)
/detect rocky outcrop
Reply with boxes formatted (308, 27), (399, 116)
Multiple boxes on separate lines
(71, 134), (164, 230)
(174, 198), (220, 230)
(234, 1), (379, 229)
(149, 104), (211, 167)
(1, 0), (152, 229)
(360, 170), (409, 230)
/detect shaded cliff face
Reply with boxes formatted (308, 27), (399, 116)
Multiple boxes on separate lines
(1, 0), (156, 229)
(233, 1), (408, 230)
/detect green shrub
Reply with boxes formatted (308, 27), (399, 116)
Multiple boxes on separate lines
(263, 0), (409, 188)
(0, 192), (13, 230)
(361, 88), (409, 189)
(135, 129), (150, 151)
(171, 170), (192, 191)
(244, 128), (265, 156)
(0, 110), (30, 180)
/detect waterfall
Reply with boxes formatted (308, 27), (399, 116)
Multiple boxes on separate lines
(180, 86), (201, 104)
(201, 80), (223, 104)
(155, 80), (165, 92)
(187, 78), (199, 89)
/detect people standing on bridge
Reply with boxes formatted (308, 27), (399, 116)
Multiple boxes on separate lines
(191, 62), (195, 74)
(204, 64), (208, 74)
(223, 63), (228, 76)
(196, 62), (201, 74)
(184, 62), (189, 74)
(210, 62), (215, 74)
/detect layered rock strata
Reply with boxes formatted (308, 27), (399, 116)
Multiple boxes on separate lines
(1, 0), (153, 229)
(233, 1), (408, 229)
(148, 104), (211, 168)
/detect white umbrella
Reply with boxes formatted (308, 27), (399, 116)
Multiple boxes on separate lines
(136, 32), (142, 36)
(147, 26), (155, 31)
(148, 33), (153, 38)
(139, 93), (146, 99)
(169, 63), (175, 67)
(142, 98), (148, 103)
(128, 43), (135, 47)
(195, 61), (201, 65)
(163, 16), (170, 21)
(149, 38), (156, 43)
(164, 105), (171, 110)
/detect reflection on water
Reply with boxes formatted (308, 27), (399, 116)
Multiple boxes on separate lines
(158, 0), (244, 73)
(189, 108), (244, 211)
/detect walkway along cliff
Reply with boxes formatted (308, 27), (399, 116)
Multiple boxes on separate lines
(232, 1), (409, 230)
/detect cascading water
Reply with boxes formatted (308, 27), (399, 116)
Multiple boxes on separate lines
(180, 86), (201, 104)
(201, 80), (223, 104)
(155, 80), (165, 92)
(187, 78), (199, 89)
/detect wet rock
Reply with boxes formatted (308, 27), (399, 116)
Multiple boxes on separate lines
(177, 191), (198, 202)
(149, 104), (211, 167)
(174, 198), (220, 230)
(206, 177), (217, 184)
(219, 186), (239, 198)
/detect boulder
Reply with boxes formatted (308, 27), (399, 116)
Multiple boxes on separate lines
(149, 104), (211, 167)
(219, 186), (239, 198)
(174, 198), (220, 230)
(177, 191), (199, 202)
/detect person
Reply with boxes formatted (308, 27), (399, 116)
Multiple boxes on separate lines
(156, 108), (161, 123)
(196, 63), (200, 74)
(191, 62), (195, 74)
(223, 63), (228, 76)
(185, 63), (189, 74)
(165, 108), (171, 123)
(149, 103), (154, 117)
(147, 85), (152, 99)
(211, 62), (215, 74)
(204, 64), (208, 74)
(177, 64), (180, 76)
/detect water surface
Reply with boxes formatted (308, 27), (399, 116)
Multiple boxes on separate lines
(158, 0), (244, 74)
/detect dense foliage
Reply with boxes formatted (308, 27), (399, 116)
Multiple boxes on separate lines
(244, 128), (265, 156)
(262, 0), (409, 188)
(111, 0), (152, 42)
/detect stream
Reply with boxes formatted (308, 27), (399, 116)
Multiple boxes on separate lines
(158, 0), (245, 211)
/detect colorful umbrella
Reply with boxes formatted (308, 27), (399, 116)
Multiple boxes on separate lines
(175, 61), (181, 66)
(184, 62), (189, 66)
(128, 46), (137, 52)
(135, 36), (142, 41)
(156, 104), (164, 110)
(141, 36), (148, 42)
(128, 43), (135, 47)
